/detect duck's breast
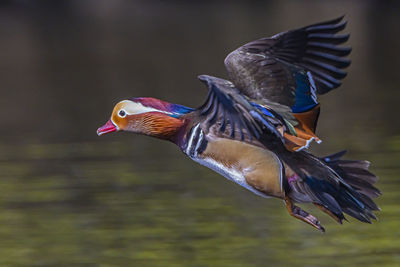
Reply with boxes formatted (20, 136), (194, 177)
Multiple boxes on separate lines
(184, 124), (284, 199)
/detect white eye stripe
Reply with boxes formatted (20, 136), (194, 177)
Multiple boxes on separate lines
(119, 100), (172, 116)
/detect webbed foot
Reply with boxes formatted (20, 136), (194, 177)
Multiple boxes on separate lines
(285, 197), (325, 232)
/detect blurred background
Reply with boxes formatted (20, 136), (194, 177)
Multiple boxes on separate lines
(0, 0), (399, 266)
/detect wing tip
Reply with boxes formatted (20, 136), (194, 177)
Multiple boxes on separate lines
(198, 74), (233, 87)
(198, 74), (210, 83)
(307, 15), (347, 28)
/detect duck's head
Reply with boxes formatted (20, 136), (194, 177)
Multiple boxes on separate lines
(97, 97), (193, 141)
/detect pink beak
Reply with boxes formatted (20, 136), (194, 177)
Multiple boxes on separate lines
(97, 119), (118, 136)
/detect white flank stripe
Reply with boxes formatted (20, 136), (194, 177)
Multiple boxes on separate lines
(193, 129), (204, 157)
(185, 124), (200, 155)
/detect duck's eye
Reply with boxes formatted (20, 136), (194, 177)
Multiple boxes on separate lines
(118, 110), (126, 117)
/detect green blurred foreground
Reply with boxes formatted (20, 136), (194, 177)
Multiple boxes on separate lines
(0, 137), (398, 266)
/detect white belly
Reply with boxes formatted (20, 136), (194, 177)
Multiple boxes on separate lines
(191, 156), (271, 198)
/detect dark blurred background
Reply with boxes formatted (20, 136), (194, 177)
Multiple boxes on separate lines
(0, 1), (399, 266)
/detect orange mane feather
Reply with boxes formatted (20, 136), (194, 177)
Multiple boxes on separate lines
(130, 112), (185, 141)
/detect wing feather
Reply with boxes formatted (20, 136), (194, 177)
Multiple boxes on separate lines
(197, 75), (285, 143)
(224, 16), (351, 108)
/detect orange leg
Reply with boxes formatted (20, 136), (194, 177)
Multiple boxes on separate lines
(285, 197), (325, 232)
(313, 203), (343, 224)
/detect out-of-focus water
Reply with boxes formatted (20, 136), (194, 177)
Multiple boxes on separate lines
(0, 1), (399, 266)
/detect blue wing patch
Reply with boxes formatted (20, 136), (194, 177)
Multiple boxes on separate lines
(250, 102), (275, 118)
(291, 72), (318, 113)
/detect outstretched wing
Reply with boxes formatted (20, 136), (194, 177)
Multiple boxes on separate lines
(197, 75), (287, 144)
(224, 16), (351, 110)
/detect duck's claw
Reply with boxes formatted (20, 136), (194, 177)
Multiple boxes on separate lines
(285, 197), (325, 232)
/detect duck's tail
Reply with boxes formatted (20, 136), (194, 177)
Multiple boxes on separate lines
(318, 150), (381, 222)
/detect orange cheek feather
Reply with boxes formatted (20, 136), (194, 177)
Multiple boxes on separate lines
(112, 114), (128, 130)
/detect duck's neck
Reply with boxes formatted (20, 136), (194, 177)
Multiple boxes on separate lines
(137, 112), (188, 144)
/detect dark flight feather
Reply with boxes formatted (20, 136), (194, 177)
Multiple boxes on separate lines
(197, 75), (285, 143)
(224, 16), (351, 109)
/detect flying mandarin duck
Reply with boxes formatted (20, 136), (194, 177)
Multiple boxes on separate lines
(97, 17), (380, 232)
